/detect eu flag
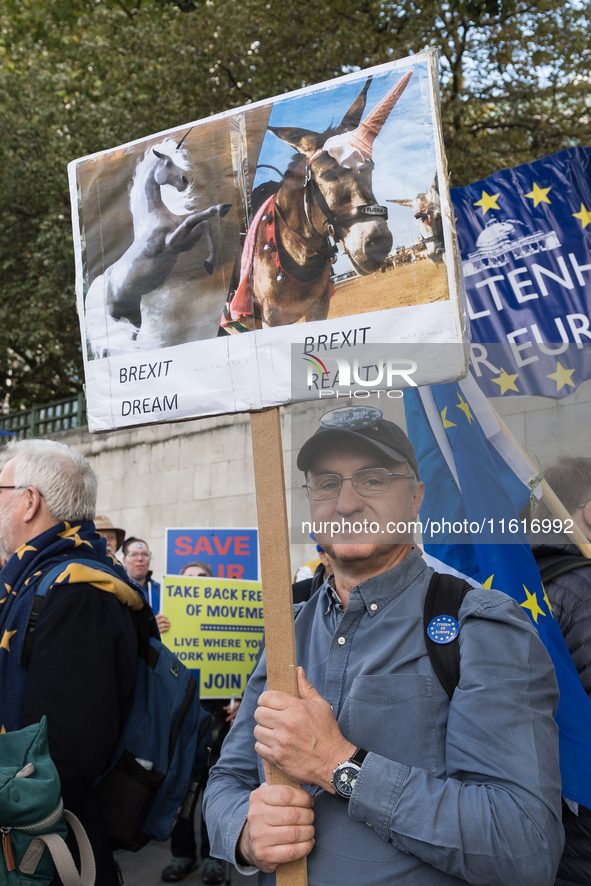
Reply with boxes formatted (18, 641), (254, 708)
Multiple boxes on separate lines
(405, 376), (591, 807)
(451, 147), (591, 398)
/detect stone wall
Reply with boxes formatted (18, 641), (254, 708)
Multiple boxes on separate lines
(1, 377), (589, 582)
(0, 409), (314, 581)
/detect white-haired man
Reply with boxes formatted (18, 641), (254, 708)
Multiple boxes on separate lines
(0, 439), (143, 885)
(204, 406), (564, 886)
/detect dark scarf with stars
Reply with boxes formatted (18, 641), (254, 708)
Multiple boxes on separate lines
(0, 519), (145, 733)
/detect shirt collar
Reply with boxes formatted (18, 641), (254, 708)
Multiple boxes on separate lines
(324, 572), (340, 613)
(320, 548), (428, 616)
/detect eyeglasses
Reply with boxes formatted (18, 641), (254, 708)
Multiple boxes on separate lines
(304, 468), (413, 501)
(0, 486), (24, 491)
(125, 552), (150, 560)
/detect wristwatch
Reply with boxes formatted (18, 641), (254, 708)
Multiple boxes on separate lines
(332, 748), (368, 799)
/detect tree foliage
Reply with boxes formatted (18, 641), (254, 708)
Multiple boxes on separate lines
(0, 0), (589, 409)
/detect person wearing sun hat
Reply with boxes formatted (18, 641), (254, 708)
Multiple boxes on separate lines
(94, 514), (125, 556)
(204, 404), (563, 886)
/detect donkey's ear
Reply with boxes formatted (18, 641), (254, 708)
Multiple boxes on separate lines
(152, 148), (167, 160)
(269, 126), (322, 157)
(338, 77), (372, 132)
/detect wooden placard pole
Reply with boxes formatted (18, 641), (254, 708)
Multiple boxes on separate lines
(250, 407), (308, 886)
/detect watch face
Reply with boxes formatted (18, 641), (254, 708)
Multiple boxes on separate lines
(333, 763), (360, 798)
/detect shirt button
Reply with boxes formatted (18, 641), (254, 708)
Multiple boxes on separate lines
(337, 636), (346, 645)
(370, 603), (378, 611)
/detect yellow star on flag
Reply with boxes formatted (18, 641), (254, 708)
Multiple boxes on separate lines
(520, 585), (545, 623)
(573, 204), (591, 229)
(0, 629), (17, 652)
(58, 523), (92, 549)
(542, 585), (555, 617)
(525, 183), (551, 207)
(491, 368), (519, 395)
(15, 544), (37, 560)
(58, 522), (81, 539)
(473, 191), (500, 214)
(456, 393), (473, 424)
(547, 361), (575, 392)
(441, 406), (456, 429)
(0, 725), (5, 735)
(482, 575), (495, 590)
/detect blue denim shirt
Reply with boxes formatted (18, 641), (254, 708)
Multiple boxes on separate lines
(203, 550), (564, 885)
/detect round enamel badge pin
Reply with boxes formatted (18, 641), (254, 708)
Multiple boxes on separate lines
(427, 615), (459, 644)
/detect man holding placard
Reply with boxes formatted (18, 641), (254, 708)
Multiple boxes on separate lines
(204, 406), (564, 885)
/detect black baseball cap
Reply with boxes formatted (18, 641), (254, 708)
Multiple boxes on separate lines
(297, 406), (419, 479)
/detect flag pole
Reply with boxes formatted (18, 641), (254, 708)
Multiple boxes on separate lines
(489, 404), (591, 558)
(250, 406), (308, 886)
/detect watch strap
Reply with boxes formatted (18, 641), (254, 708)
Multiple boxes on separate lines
(349, 747), (368, 767)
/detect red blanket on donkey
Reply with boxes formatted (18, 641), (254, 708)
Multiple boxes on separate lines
(219, 193), (335, 333)
(219, 196), (274, 330)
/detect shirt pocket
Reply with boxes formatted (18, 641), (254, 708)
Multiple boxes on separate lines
(343, 674), (441, 775)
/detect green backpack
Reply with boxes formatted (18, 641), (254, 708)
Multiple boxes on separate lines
(0, 718), (95, 885)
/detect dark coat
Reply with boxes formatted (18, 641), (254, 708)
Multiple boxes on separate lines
(532, 540), (591, 695)
(292, 562), (326, 604)
(532, 538), (591, 886)
(20, 582), (138, 886)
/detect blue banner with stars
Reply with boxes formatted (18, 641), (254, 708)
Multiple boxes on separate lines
(451, 147), (591, 398)
(405, 379), (591, 807)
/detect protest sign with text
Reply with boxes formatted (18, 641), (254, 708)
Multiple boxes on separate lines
(161, 575), (264, 699)
(69, 50), (467, 432)
(166, 527), (259, 579)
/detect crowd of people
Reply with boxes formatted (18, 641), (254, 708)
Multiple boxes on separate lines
(1, 413), (590, 886)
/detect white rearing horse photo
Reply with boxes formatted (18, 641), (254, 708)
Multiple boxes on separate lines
(84, 131), (231, 358)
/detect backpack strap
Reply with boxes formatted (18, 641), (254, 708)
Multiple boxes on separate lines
(536, 553), (591, 584)
(423, 572), (473, 700)
(20, 559), (131, 671)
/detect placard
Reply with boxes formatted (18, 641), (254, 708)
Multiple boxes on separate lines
(161, 575), (264, 698)
(69, 49), (467, 432)
(165, 527), (259, 579)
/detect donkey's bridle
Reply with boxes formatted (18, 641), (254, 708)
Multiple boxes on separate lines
(303, 150), (388, 241)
